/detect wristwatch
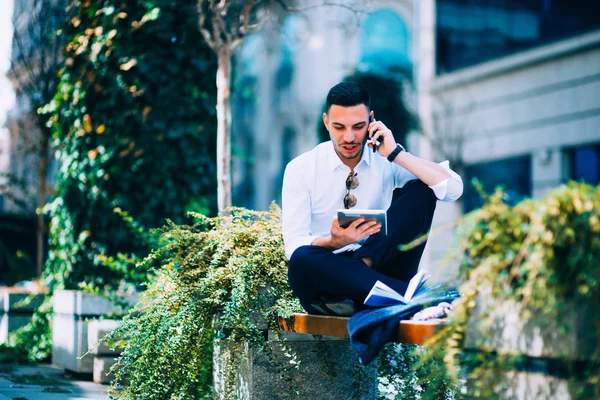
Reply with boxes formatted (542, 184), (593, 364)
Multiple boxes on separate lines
(387, 144), (405, 162)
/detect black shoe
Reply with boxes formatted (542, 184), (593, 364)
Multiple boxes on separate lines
(310, 298), (356, 317)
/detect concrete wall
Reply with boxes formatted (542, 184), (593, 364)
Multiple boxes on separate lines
(416, 0), (600, 279)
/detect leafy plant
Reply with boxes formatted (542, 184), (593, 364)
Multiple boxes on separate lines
(0, 296), (52, 364)
(42, 0), (218, 292)
(104, 205), (301, 399)
(418, 182), (600, 399)
(1, 0), (220, 365)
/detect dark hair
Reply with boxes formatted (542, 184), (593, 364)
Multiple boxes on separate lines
(325, 81), (371, 112)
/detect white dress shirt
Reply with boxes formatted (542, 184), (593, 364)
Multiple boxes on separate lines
(281, 141), (464, 259)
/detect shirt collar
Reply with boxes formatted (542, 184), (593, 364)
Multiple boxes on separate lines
(328, 141), (372, 171)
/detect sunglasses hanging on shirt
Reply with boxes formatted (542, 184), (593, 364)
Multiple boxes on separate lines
(344, 172), (359, 209)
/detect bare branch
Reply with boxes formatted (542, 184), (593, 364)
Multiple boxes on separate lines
(238, 0), (258, 35)
(231, 0), (262, 49)
(212, 13), (226, 49)
(197, 4), (215, 49)
(273, 0), (365, 16)
(426, 98), (471, 171)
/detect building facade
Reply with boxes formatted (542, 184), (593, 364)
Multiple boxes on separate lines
(3, 0), (63, 216)
(417, 0), (600, 277)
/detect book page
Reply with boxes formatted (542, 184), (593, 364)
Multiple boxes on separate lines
(403, 270), (430, 302)
(364, 280), (407, 306)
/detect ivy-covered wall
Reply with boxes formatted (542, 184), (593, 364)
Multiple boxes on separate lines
(44, 0), (218, 290)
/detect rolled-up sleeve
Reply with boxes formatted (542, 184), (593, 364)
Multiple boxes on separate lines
(281, 160), (316, 259)
(394, 159), (463, 202)
(428, 160), (463, 202)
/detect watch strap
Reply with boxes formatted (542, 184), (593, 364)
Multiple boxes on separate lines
(387, 144), (405, 162)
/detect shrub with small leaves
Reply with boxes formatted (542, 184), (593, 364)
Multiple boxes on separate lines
(104, 205), (302, 399)
(418, 182), (600, 399)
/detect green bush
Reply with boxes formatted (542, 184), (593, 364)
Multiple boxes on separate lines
(0, 0), (220, 365)
(0, 297), (52, 364)
(43, 0), (218, 292)
(104, 206), (301, 399)
(418, 182), (600, 399)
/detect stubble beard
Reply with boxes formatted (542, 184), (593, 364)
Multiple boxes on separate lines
(336, 144), (363, 160)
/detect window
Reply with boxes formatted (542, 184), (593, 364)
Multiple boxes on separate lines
(359, 9), (411, 76)
(463, 155), (532, 213)
(436, 0), (600, 73)
(567, 143), (600, 185)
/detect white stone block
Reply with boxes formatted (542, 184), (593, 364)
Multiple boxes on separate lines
(93, 356), (119, 384)
(0, 291), (45, 312)
(87, 319), (122, 355)
(500, 371), (572, 400)
(468, 369), (574, 399)
(52, 313), (93, 373)
(0, 314), (31, 344)
(52, 290), (138, 373)
(53, 290), (139, 316)
(0, 292), (46, 344)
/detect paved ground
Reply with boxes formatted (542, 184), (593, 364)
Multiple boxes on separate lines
(0, 364), (112, 400)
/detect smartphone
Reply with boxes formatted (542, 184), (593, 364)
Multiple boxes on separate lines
(369, 115), (384, 153)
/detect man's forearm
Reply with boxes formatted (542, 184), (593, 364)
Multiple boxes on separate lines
(312, 235), (340, 250)
(393, 152), (451, 186)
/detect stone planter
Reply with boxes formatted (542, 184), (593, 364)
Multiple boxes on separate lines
(464, 291), (597, 399)
(0, 289), (45, 344)
(52, 290), (138, 374)
(213, 329), (378, 400)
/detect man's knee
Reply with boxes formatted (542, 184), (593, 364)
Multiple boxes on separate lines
(393, 179), (436, 202)
(289, 245), (312, 265)
(288, 245), (319, 279)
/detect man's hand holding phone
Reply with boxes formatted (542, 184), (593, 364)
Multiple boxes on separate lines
(367, 114), (398, 158)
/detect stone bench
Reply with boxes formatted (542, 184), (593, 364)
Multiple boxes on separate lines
(213, 313), (444, 399)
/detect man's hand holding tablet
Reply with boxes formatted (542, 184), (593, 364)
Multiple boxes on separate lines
(337, 209), (387, 236)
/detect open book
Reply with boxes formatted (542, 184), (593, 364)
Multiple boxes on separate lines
(364, 270), (431, 307)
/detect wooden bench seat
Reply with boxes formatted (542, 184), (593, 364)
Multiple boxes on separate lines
(277, 313), (445, 345)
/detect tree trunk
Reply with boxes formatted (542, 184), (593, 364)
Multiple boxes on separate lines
(36, 127), (50, 277)
(216, 48), (232, 212)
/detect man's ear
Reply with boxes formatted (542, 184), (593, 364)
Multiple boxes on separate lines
(322, 112), (329, 130)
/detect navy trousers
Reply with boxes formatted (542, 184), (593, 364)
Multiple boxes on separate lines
(287, 180), (438, 314)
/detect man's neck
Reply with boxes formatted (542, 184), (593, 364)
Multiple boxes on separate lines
(343, 159), (360, 173)
(334, 147), (364, 172)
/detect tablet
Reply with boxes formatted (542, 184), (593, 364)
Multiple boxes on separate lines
(336, 209), (387, 235)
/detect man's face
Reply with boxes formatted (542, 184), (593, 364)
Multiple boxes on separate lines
(323, 104), (370, 164)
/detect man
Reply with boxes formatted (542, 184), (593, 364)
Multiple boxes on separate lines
(282, 82), (463, 316)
